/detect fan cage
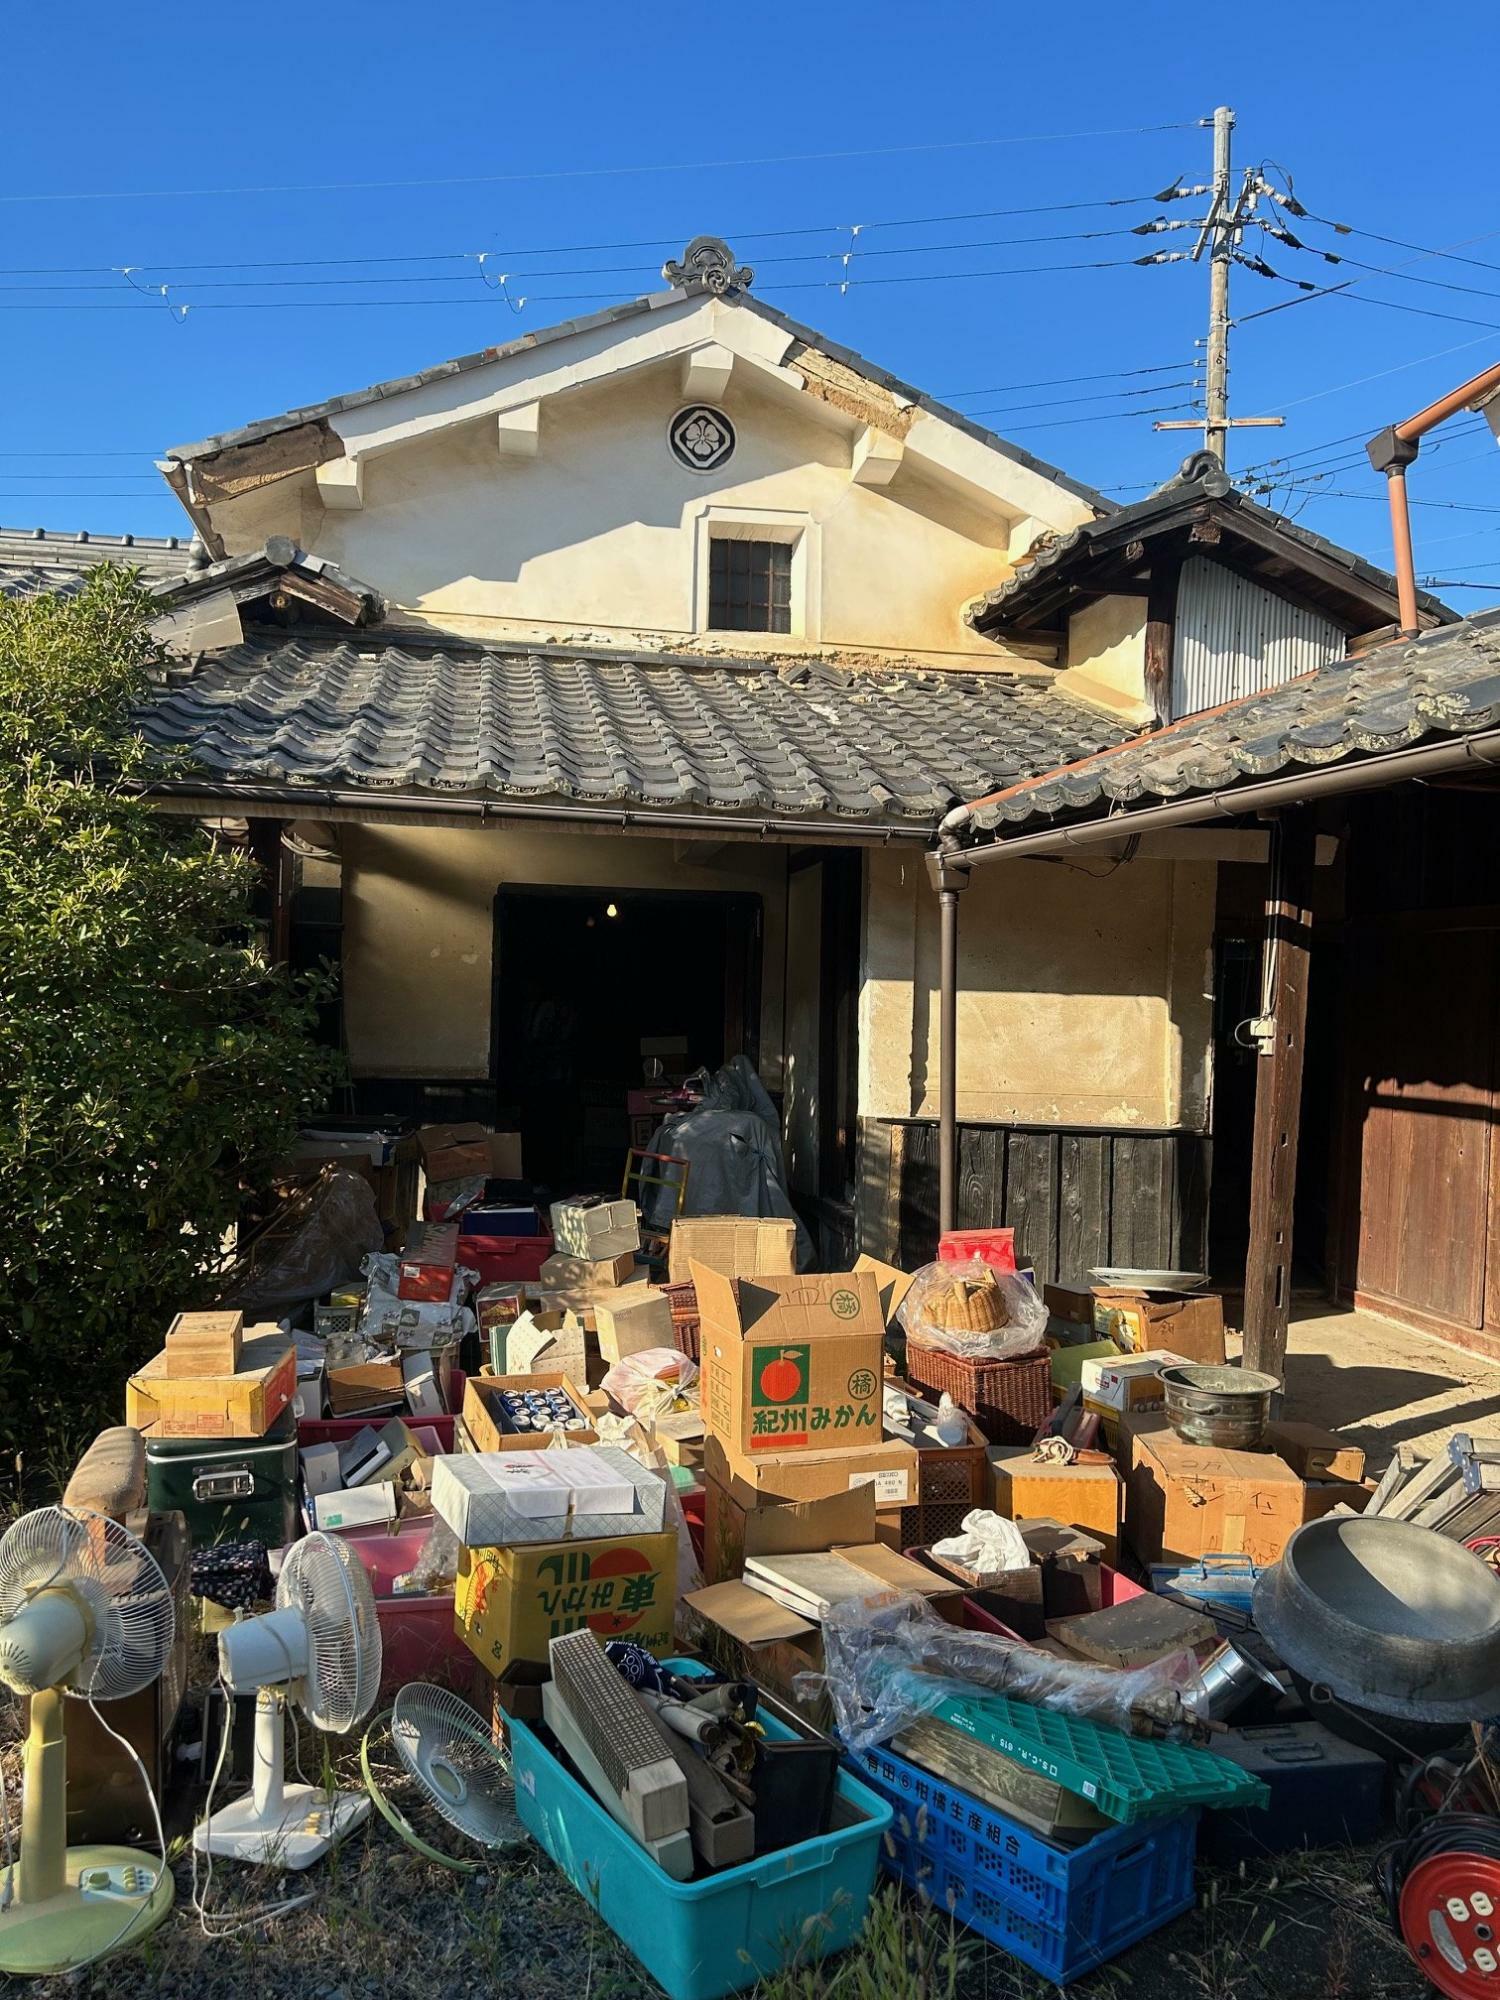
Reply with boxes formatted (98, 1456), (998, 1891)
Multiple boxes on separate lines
(390, 1682), (523, 1847)
(0, 1507), (174, 1702)
(277, 1531), (382, 1732)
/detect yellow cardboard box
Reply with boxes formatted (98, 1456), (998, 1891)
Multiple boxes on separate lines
(126, 1329), (295, 1439)
(455, 1528), (677, 1677)
(694, 1262), (885, 1468)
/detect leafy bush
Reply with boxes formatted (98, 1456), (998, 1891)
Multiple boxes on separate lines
(0, 568), (340, 1469)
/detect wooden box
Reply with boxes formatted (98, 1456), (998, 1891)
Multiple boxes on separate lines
(126, 1329), (294, 1439)
(164, 1309), (244, 1378)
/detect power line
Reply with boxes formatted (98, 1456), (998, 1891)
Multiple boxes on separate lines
(963, 379), (1196, 418)
(938, 360), (1186, 398)
(1000, 401), (1198, 433)
(0, 124), (1198, 206)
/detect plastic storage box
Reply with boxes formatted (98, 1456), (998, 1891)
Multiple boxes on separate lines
(510, 1657), (891, 2000)
(340, 1521), (471, 1696)
(852, 1739), (1198, 1985)
(457, 1232), (554, 1285)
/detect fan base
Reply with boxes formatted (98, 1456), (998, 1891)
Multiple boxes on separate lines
(193, 1785), (370, 1870)
(0, 1843), (173, 1975)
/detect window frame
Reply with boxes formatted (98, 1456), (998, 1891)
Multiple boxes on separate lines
(692, 506), (820, 644)
(707, 535), (794, 635)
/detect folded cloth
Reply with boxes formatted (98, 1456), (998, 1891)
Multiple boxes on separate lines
(190, 1541), (272, 1610)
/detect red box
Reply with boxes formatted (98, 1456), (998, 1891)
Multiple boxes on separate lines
(961, 1562), (1143, 1639)
(340, 1520), (473, 1696)
(938, 1228), (1017, 1274)
(398, 1223), (461, 1301)
(457, 1231), (553, 1285)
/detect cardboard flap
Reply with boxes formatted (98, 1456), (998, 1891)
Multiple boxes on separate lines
(735, 1271), (885, 1341)
(852, 1255), (917, 1327)
(684, 1578), (817, 1643)
(836, 1543), (960, 1602)
(689, 1260), (743, 1342)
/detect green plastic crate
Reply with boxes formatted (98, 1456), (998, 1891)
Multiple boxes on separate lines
(932, 1693), (1269, 1825)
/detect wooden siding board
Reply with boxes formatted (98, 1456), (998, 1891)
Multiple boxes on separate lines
(1058, 1133), (1110, 1286)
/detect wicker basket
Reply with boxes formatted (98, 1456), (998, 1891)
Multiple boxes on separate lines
(903, 1343), (1051, 1445)
(659, 1279), (740, 1364)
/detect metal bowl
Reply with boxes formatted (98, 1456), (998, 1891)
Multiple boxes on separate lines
(1160, 1363), (1280, 1450)
(1254, 1515), (1500, 1726)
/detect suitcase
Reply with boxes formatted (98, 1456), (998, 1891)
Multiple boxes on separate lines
(145, 1406), (299, 1550)
(1201, 1721), (1387, 1860)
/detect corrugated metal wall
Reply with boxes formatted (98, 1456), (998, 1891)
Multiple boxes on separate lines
(1173, 556), (1344, 715)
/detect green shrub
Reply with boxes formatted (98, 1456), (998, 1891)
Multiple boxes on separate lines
(0, 567), (340, 1471)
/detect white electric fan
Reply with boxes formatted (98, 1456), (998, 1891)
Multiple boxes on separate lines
(0, 1506), (176, 1976)
(361, 1683), (525, 1869)
(194, 1531), (381, 1870)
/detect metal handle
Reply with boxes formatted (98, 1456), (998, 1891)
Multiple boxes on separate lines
(1265, 1746), (1325, 1766)
(192, 1467), (254, 1501)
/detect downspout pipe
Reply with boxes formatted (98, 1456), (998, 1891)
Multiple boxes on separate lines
(1368, 357), (1500, 636)
(936, 857), (970, 1237)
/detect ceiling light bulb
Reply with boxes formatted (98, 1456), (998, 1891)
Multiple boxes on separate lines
(605, 902), (619, 918)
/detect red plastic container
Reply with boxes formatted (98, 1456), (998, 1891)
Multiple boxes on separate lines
(339, 1521), (472, 1695)
(938, 1227), (1017, 1274)
(457, 1232), (554, 1285)
(297, 1369), (467, 1442)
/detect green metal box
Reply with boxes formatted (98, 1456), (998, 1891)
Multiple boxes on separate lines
(144, 1406), (299, 1549)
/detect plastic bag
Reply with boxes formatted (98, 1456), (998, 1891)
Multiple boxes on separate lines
(423, 1174), (487, 1222)
(394, 1514), (460, 1595)
(601, 1347), (699, 1418)
(929, 1509), (1031, 1577)
(807, 1591), (1203, 1755)
(897, 1256), (1048, 1361)
(226, 1169), (386, 1316)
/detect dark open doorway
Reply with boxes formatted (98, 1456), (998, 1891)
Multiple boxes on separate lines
(492, 886), (762, 1193)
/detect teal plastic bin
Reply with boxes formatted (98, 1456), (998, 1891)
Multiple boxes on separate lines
(508, 1659), (892, 2000)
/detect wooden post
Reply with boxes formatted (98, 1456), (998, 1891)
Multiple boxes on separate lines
(1243, 809), (1317, 1380)
(1143, 550), (1182, 726)
(246, 818), (291, 966)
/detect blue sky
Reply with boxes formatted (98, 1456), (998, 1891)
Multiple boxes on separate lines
(7, 2), (1499, 598)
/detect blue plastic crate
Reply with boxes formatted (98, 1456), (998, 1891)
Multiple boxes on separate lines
(510, 1659), (892, 2000)
(851, 1740), (1198, 1985)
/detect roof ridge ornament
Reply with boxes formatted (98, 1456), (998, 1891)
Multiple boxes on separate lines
(662, 236), (754, 296)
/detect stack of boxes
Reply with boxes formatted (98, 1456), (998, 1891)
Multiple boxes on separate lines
(128, 1310), (301, 1548)
(545, 1196), (675, 1365)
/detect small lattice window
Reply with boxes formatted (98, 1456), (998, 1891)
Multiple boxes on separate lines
(708, 538), (792, 634)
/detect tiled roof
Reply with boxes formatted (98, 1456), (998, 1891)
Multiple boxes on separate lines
(0, 525), (195, 598)
(135, 632), (1130, 827)
(963, 609), (1500, 833)
(162, 286), (1114, 517)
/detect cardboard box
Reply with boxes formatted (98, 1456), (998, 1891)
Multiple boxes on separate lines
(1265, 1420), (1366, 1485)
(851, 1255), (917, 1330)
(668, 1216), (797, 1285)
(695, 1263), (884, 1466)
(1079, 1349), (1192, 1414)
(433, 1445), (667, 1546)
(549, 1197), (640, 1263)
(539, 1250), (637, 1293)
(461, 1373), (597, 1454)
(126, 1329), (295, 1439)
(417, 1122), (494, 1184)
(1092, 1288), (1226, 1365)
(504, 1309), (590, 1382)
(1125, 1420), (1306, 1567)
(1043, 1284), (1095, 1328)
(702, 1453), (878, 1584)
(164, 1310), (244, 1379)
(593, 1284), (675, 1366)
(326, 1360), (406, 1417)
(455, 1528), (677, 1677)
(398, 1223), (461, 1303)
(989, 1448), (1123, 1563)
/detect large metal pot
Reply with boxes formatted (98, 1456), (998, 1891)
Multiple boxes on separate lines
(1160, 1363), (1279, 1450)
(1253, 1515), (1500, 1728)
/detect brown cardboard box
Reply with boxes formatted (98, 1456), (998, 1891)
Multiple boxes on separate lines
(455, 1528), (677, 1678)
(1092, 1288), (1226, 1365)
(461, 1372), (597, 1453)
(1265, 1420), (1366, 1485)
(126, 1330), (295, 1438)
(989, 1448), (1123, 1563)
(702, 1449), (877, 1582)
(539, 1250), (638, 1293)
(668, 1216), (797, 1285)
(593, 1284), (675, 1366)
(164, 1310), (244, 1379)
(1043, 1283), (1096, 1327)
(326, 1360), (406, 1416)
(416, 1124), (521, 1183)
(1124, 1420), (1305, 1566)
(695, 1263), (884, 1468)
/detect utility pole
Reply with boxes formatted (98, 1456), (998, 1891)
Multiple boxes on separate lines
(1202, 105), (1235, 466)
(1151, 107), (1284, 467)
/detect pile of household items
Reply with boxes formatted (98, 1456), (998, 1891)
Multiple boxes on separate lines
(6, 1142), (1500, 2000)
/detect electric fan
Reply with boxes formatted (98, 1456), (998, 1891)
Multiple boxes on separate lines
(0, 1506), (176, 1976)
(360, 1683), (524, 1870)
(194, 1531), (381, 1870)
